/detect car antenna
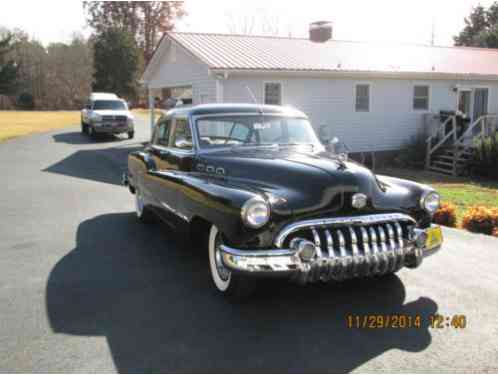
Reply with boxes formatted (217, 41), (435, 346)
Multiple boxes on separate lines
(246, 86), (263, 114)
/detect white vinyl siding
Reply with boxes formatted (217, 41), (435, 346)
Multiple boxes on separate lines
(148, 50), (498, 152)
(145, 40), (216, 105)
(355, 84), (370, 112)
(264, 82), (282, 105)
(413, 85), (430, 110)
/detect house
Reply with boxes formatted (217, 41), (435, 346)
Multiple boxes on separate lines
(142, 22), (498, 173)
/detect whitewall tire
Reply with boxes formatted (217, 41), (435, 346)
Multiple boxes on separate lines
(208, 225), (256, 298)
(134, 187), (154, 223)
(209, 225), (232, 292)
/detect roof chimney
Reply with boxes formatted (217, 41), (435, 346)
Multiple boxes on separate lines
(309, 21), (333, 43)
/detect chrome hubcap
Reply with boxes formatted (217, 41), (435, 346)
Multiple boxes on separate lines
(135, 190), (144, 217)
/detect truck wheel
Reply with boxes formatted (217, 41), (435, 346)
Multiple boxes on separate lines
(208, 225), (256, 299)
(88, 126), (96, 139)
(127, 131), (134, 139)
(135, 187), (154, 223)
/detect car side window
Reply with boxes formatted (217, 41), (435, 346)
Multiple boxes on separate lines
(154, 119), (171, 147)
(170, 118), (193, 150)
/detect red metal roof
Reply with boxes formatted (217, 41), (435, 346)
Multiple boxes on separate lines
(167, 32), (498, 77)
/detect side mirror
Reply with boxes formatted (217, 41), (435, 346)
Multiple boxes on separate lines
(175, 137), (193, 149)
(326, 137), (339, 152)
(328, 137), (348, 160)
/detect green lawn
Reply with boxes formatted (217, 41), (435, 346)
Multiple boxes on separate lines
(378, 167), (498, 223)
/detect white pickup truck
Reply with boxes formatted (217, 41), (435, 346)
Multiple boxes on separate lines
(81, 93), (135, 139)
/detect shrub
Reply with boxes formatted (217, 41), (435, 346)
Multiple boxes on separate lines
(469, 133), (498, 179)
(493, 228), (498, 237)
(461, 206), (498, 235)
(393, 132), (427, 169)
(433, 202), (457, 227)
(16, 92), (35, 110)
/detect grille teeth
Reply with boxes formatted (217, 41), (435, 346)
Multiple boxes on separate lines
(286, 220), (412, 282)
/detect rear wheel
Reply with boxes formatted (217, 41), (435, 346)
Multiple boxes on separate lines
(135, 187), (154, 223)
(208, 225), (256, 299)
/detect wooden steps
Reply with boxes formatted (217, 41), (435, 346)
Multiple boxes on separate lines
(427, 146), (474, 176)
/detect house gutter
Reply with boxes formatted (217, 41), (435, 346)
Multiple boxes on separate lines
(208, 68), (498, 81)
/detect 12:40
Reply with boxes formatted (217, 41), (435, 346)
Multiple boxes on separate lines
(430, 314), (467, 329)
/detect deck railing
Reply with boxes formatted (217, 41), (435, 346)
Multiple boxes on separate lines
(455, 114), (498, 147)
(425, 113), (497, 175)
(425, 115), (457, 170)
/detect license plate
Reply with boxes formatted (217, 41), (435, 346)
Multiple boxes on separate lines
(425, 226), (443, 250)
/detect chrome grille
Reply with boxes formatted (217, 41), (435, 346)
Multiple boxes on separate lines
(102, 115), (127, 122)
(276, 213), (416, 282)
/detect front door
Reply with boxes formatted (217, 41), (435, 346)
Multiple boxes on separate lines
(458, 90), (471, 119)
(473, 88), (489, 121)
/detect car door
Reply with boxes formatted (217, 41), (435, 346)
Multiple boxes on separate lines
(157, 116), (195, 227)
(143, 117), (179, 226)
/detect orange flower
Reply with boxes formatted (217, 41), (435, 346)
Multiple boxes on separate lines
(433, 202), (457, 227)
(462, 206), (498, 235)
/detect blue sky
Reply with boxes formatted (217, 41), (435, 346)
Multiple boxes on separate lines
(0, 0), (495, 46)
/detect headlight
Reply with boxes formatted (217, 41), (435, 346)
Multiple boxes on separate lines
(241, 196), (270, 228)
(421, 191), (440, 214)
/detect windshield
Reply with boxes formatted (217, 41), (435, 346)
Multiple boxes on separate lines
(93, 100), (127, 110)
(196, 115), (321, 149)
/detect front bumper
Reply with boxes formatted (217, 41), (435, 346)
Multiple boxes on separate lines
(220, 224), (442, 284)
(93, 123), (132, 134)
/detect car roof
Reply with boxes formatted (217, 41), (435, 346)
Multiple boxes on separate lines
(160, 103), (307, 118)
(90, 93), (120, 100)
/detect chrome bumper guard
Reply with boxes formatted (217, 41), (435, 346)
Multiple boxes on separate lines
(220, 216), (442, 284)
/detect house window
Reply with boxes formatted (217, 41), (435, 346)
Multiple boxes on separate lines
(264, 82), (282, 105)
(413, 85), (429, 110)
(355, 84), (370, 112)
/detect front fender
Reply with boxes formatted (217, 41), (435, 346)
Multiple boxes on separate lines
(376, 175), (434, 226)
(179, 174), (280, 247)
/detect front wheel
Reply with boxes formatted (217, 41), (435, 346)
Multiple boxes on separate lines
(127, 131), (134, 139)
(87, 125), (96, 139)
(208, 225), (256, 299)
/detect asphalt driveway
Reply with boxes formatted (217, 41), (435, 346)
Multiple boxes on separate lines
(0, 117), (497, 372)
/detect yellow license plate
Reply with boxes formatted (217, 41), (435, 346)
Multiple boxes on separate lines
(425, 226), (443, 250)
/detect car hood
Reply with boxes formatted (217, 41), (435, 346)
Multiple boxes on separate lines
(199, 148), (393, 217)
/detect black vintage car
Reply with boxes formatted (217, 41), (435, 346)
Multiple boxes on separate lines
(123, 104), (443, 298)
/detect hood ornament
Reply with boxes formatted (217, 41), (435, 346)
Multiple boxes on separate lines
(352, 193), (367, 209)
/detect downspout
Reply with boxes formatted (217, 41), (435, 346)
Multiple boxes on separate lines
(214, 71), (228, 103)
(148, 86), (155, 137)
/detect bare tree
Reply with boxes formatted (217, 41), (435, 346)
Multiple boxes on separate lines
(83, 1), (186, 63)
(225, 9), (287, 36)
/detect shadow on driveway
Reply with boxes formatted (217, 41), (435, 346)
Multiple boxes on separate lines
(46, 212), (438, 373)
(52, 132), (127, 145)
(43, 142), (144, 186)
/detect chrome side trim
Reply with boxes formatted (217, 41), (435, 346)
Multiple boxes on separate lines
(275, 213), (415, 248)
